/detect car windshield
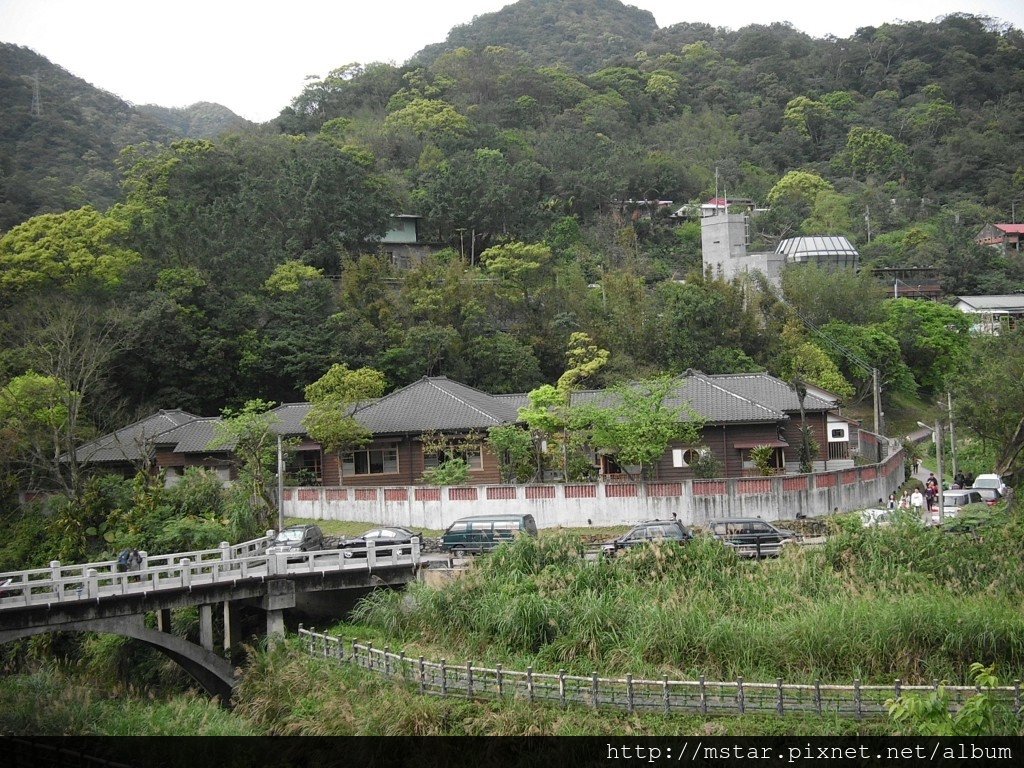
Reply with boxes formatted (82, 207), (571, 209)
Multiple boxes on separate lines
(277, 530), (304, 542)
(973, 477), (1000, 489)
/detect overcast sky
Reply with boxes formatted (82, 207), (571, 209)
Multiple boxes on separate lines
(2, 0), (1022, 122)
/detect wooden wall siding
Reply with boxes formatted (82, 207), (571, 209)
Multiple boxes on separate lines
(384, 488), (408, 502)
(415, 488), (440, 501)
(565, 484), (597, 498)
(693, 480), (727, 495)
(318, 438), (503, 487)
(486, 486), (517, 500)
(526, 486), (556, 499)
(449, 487), (478, 501)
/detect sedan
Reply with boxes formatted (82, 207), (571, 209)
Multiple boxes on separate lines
(339, 526), (423, 558)
(602, 519), (692, 556)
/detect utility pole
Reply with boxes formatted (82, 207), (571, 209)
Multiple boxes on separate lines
(872, 368), (882, 437)
(276, 435), (284, 533)
(947, 392), (958, 480)
(935, 419), (944, 520)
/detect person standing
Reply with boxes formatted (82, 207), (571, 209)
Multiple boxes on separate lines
(910, 488), (925, 516)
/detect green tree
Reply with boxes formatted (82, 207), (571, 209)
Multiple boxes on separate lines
(588, 376), (704, 479)
(0, 206), (140, 294)
(212, 399), (281, 530)
(0, 371), (76, 493)
(841, 127), (910, 182)
(301, 364), (387, 485)
(882, 298), (970, 393)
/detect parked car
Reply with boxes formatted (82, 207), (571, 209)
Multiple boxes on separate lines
(339, 526), (423, 558)
(972, 487), (1003, 506)
(971, 473), (1010, 495)
(708, 518), (799, 558)
(602, 519), (692, 556)
(440, 514), (537, 554)
(267, 524), (324, 553)
(930, 489), (985, 524)
(860, 508), (892, 527)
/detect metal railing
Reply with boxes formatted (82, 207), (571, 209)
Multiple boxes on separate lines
(299, 628), (1023, 720)
(0, 538), (419, 611)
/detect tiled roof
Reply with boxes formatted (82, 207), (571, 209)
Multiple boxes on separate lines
(707, 372), (835, 412)
(75, 410), (201, 463)
(353, 377), (520, 434)
(158, 418), (229, 453)
(995, 224), (1024, 235)
(567, 373), (787, 424)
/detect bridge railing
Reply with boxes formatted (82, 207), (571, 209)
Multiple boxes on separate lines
(299, 629), (1024, 720)
(0, 539), (419, 609)
(0, 533), (276, 595)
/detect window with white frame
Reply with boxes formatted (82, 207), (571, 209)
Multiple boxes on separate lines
(342, 445), (399, 476)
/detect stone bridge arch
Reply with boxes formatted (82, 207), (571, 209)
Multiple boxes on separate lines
(0, 617), (237, 702)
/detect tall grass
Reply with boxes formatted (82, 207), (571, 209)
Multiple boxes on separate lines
(352, 508), (1024, 685)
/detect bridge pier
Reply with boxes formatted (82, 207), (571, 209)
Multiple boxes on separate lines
(223, 601), (240, 656)
(199, 604), (214, 651)
(156, 608), (172, 633)
(261, 579), (295, 639)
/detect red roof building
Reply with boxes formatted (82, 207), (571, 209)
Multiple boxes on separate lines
(976, 223), (1024, 253)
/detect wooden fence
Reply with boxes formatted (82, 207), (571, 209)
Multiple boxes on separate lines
(298, 628), (1023, 720)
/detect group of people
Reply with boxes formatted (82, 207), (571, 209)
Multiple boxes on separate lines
(886, 470), (978, 514)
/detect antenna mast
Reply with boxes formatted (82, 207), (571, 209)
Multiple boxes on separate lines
(31, 71), (42, 118)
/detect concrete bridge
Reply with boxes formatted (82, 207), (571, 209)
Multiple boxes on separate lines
(0, 533), (420, 701)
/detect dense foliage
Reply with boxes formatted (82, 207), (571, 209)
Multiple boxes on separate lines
(353, 507), (1024, 688)
(3, 2), (1024, 492)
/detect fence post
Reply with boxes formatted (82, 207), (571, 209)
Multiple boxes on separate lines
(894, 679), (902, 701)
(384, 647), (391, 677)
(559, 670), (566, 708)
(322, 633), (329, 658)
(854, 679), (862, 720)
(467, 661), (474, 699)
(352, 638), (359, 666)
(776, 678), (784, 715)
(400, 651), (407, 682)
(592, 673), (599, 710)
(496, 663), (504, 698)
(737, 676), (745, 715)
(626, 674), (635, 714)
(419, 657), (426, 693)
(663, 675), (670, 715)
(440, 659), (447, 697)
(700, 676), (707, 715)
(367, 641), (374, 671)
(1014, 680), (1021, 718)
(49, 561), (61, 600)
(179, 558), (191, 588)
(527, 667), (534, 703)
(86, 568), (98, 599)
(815, 680), (822, 715)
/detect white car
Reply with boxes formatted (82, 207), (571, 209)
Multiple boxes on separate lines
(971, 473), (1010, 495)
(860, 508), (892, 527)
(930, 489), (985, 524)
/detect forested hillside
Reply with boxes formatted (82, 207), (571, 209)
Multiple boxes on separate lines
(0, 44), (253, 230)
(3, 1), (1024, 499)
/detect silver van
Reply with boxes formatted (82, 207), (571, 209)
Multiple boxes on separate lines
(440, 514), (538, 553)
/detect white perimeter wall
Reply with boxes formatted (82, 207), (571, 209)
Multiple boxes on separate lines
(283, 450), (905, 530)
